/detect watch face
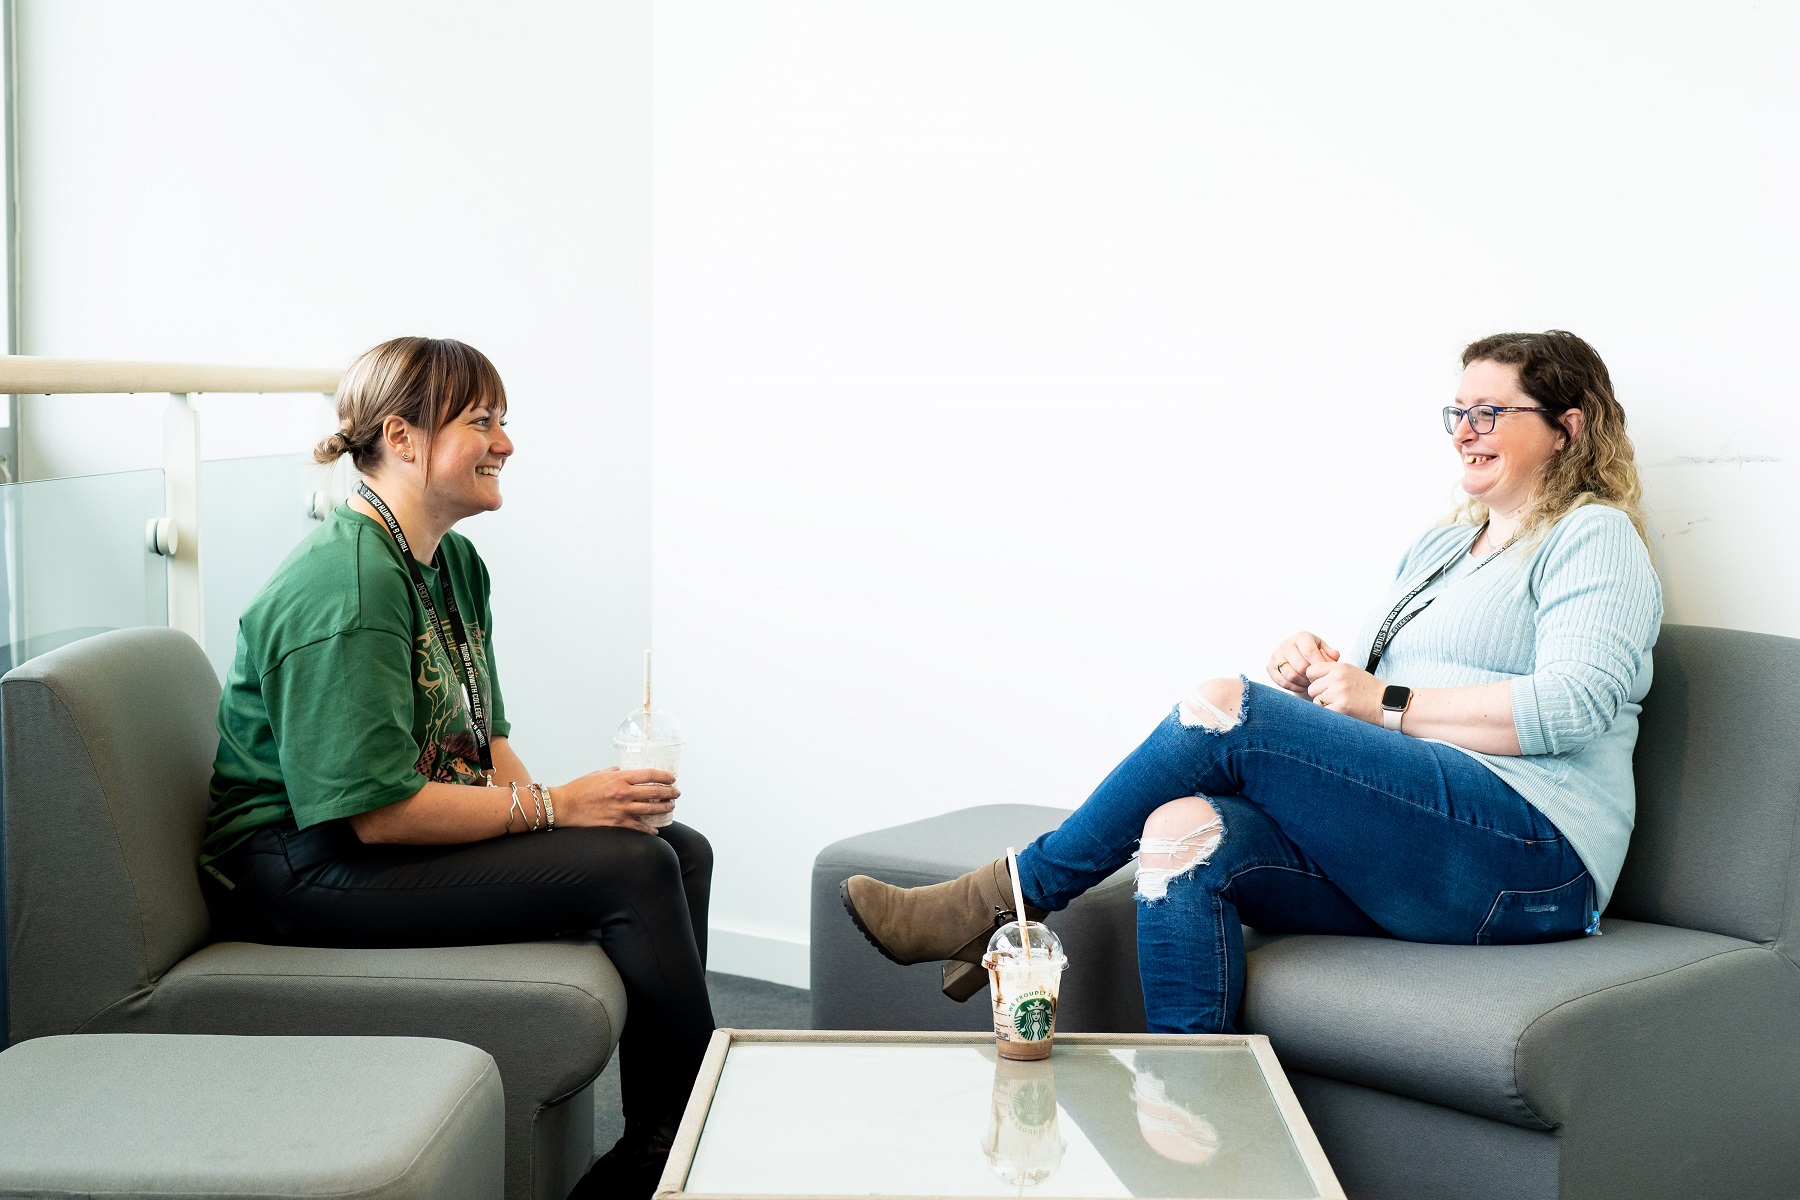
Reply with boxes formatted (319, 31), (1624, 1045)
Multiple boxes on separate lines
(1382, 685), (1411, 710)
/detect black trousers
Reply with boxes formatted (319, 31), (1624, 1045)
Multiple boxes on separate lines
(209, 819), (716, 1122)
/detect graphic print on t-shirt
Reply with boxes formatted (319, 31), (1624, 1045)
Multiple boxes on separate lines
(410, 622), (494, 785)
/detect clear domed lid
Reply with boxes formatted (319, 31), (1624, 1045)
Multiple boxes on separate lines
(986, 920), (1065, 964)
(613, 707), (685, 746)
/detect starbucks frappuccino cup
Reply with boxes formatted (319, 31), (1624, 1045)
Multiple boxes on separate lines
(983, 920), (1067, 1061)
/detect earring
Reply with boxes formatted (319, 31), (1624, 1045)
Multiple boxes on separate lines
(400, 451), (413, 462)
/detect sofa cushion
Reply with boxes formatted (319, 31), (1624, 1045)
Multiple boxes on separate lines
(1241, 919), (1796, 1129)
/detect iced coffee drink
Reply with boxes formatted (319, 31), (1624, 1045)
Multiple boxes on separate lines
(613, 706), (685, 828)
(983, 921), (1067, 1061)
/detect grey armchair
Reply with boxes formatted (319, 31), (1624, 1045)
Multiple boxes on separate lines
(2, 628), (624, 1200)
(810, 624), (1800, 1200)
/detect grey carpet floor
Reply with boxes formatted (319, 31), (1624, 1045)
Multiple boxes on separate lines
(591, 971), (810, 1153)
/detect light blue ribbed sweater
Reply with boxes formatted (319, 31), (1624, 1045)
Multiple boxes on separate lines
(1345, 503), (1663, 910)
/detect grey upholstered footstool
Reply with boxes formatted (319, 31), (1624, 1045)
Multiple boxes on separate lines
(810, 803), (1148, 1032)
(0, 1034), (504, 1199)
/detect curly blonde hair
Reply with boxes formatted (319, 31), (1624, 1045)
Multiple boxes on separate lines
(1450, 330), (1649, 547)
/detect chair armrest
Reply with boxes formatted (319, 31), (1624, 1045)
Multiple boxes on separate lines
(1515, 942), (1800, 1196)
(1242, 920), (1781, 1128)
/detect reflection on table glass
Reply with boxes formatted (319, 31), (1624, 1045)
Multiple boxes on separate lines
(681, 1042), (1319, 1197)
(983, 1057), (1065, 1185)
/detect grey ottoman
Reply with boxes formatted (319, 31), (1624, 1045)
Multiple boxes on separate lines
(0, 1034), (504, 1199)
(811, 803), (1148, 1033)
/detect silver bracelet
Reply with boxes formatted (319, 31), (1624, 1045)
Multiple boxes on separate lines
(540, 784), (556, 831)
(506, 782), (527, 835)
(527, 783), (546, 832)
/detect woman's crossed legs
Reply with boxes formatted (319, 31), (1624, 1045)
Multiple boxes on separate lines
(1013, 679), (1590, 1033)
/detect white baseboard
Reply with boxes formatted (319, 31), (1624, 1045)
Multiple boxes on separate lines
(708, 922), (810, 990)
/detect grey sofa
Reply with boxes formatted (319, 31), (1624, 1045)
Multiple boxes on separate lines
(811, 624), (1800, 1200)
(2, 628), (624, 1200)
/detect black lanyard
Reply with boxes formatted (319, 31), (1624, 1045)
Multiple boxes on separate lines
(357, 482), (493, 779)
(1365, 523), (1515, 674)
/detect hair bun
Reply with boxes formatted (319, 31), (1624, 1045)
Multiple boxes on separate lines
(313, 429), (355, 465)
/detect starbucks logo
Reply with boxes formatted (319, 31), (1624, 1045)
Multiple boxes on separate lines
(1013, 997), (1054, 1041)
(1011, 1079), (1057, 1128)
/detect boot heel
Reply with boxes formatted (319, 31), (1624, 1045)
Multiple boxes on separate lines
(942, 960), (987, 1002)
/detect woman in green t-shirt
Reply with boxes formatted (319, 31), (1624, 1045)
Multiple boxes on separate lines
(202, 337), (708, 1199)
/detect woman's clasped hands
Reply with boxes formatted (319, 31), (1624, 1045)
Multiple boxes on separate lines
(1267, 631), (1386, 725)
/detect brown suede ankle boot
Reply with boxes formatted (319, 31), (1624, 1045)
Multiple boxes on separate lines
(840, 858), (1048, 967)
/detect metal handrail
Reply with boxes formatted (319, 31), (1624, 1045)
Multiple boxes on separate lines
(1, 355), (343, 644)
(0, 355), (339, 394)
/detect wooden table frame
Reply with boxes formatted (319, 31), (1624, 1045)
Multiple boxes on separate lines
(654, 1029), (1345, 1200)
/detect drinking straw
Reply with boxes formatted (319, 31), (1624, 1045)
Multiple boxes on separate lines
(1006, 847), (1032, 961)
(642, 649), (652, 723)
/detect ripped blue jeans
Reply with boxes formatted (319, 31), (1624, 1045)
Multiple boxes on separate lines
(1013, 681), (1592, 1034)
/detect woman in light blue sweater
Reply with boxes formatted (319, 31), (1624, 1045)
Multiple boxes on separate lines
(842, 330), (1663, 1033)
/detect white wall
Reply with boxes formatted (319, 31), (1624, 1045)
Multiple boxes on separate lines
(652, 2), (1800, 977)
(17, 1), (655, 784)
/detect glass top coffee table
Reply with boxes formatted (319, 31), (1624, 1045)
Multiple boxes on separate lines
(655, 1031), (1343, 1200)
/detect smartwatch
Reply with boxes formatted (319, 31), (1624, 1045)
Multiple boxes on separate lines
(1381, 685), (1413, 732)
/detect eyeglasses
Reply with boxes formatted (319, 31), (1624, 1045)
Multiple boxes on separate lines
(1442, 405), (1546, 435)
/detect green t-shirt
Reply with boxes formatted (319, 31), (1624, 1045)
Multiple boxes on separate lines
(202, 505), (511, 862)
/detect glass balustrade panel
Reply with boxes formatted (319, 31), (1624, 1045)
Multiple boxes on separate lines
(0, 467), (169, 674)
(201, 454), (336, 679)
